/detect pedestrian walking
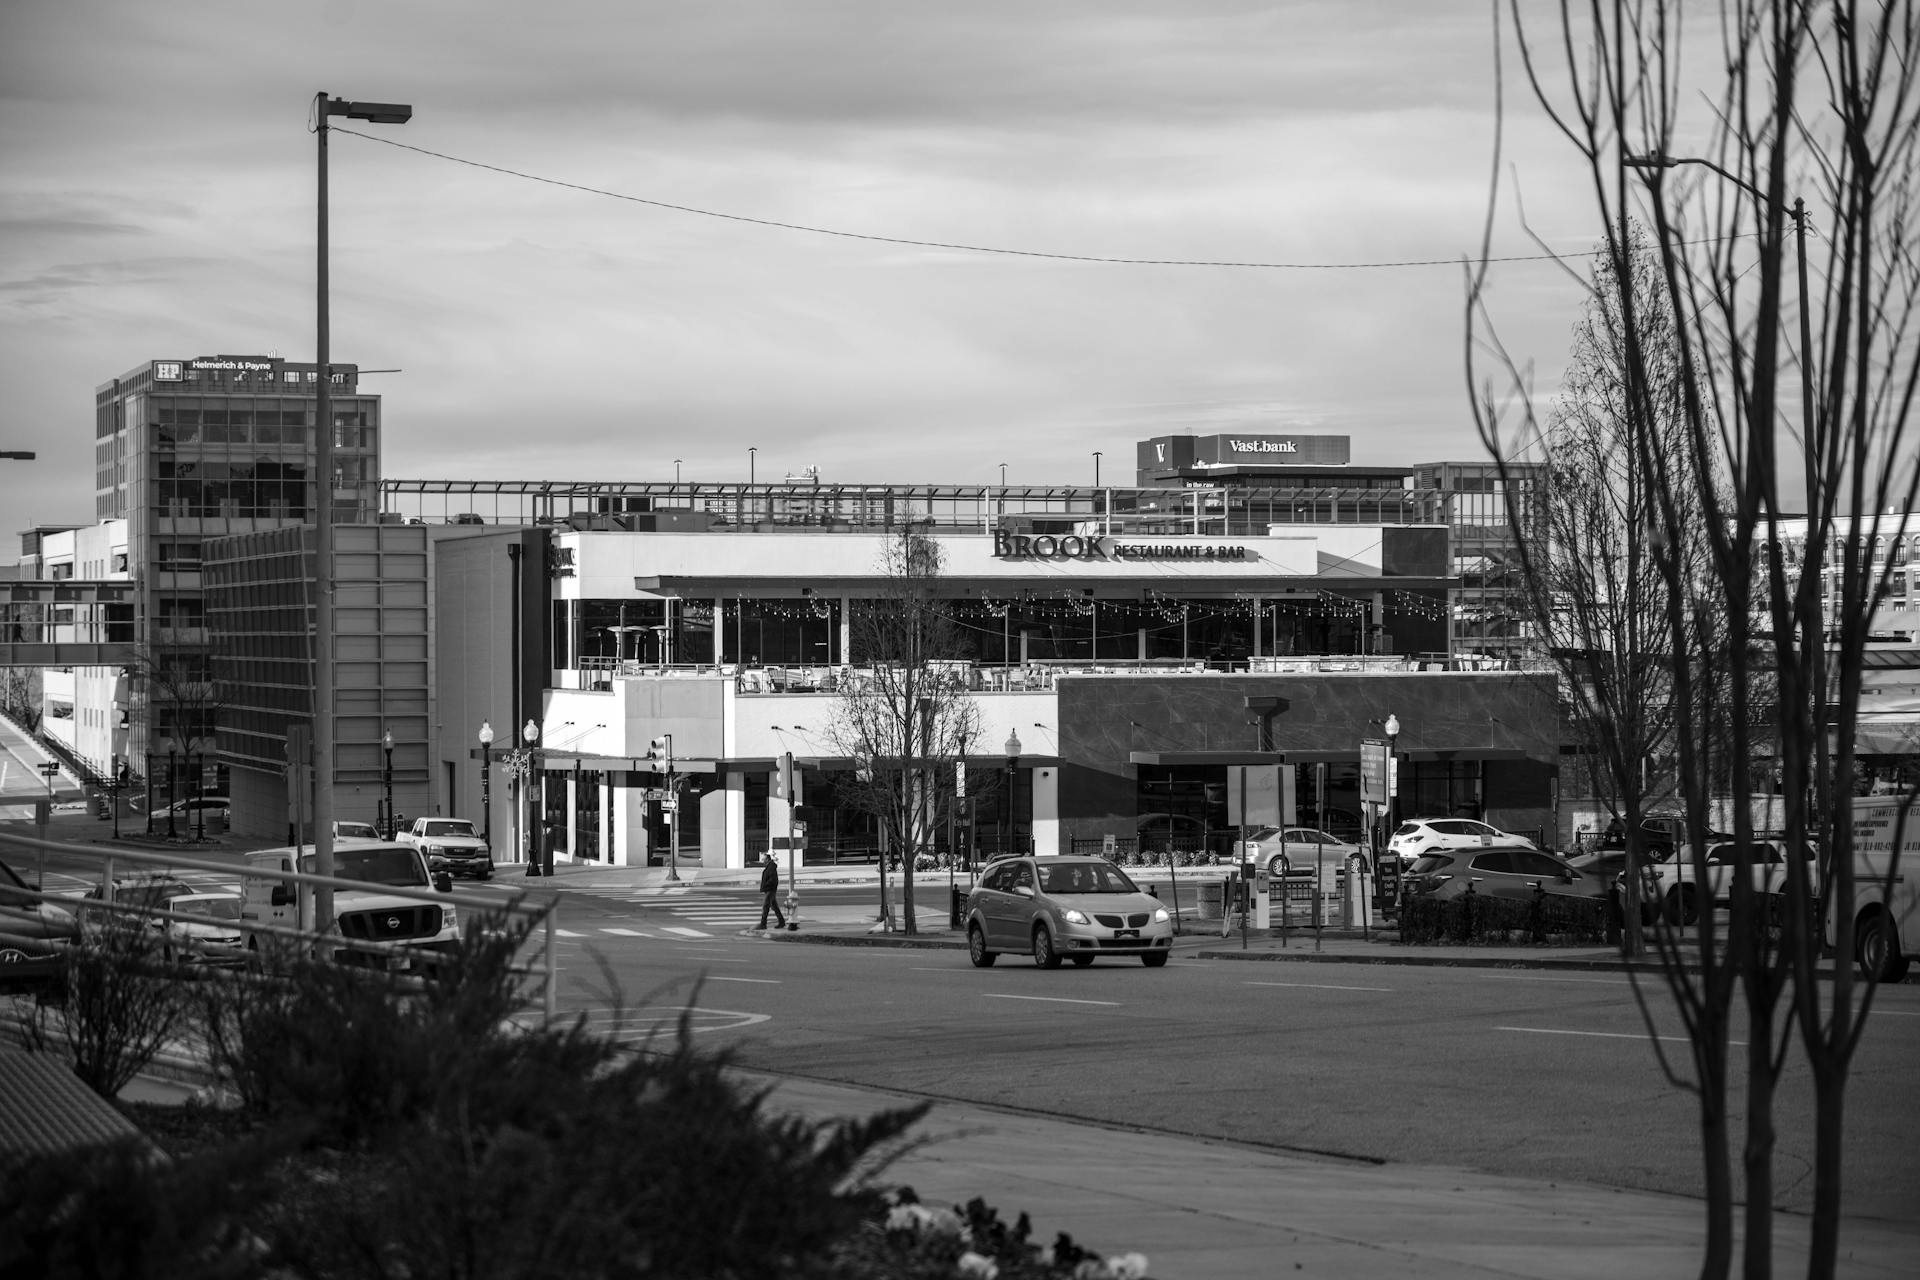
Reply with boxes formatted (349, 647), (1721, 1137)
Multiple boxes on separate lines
(757, 851), (787, 930)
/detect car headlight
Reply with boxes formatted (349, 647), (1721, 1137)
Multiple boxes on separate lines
(1153, 907), (1170, 923)
(1060, 908), (1090, 925)
(424, 843), (443, 856)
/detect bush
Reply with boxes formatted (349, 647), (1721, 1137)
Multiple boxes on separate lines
(20, 916), (188, 1098)
(10, 911), (1161, 1279)
(1397, 891), (1609, 945)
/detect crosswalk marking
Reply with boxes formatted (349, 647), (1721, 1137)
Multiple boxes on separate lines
(662, 925), (712, 937)
(600, 927), (648, 936)
(555, 929), (589, 938)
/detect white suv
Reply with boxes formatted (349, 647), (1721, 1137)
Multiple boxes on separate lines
(1387, 817), (1537, 867)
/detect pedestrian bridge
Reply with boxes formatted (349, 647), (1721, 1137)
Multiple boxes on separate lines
(0, 579), (139, 667)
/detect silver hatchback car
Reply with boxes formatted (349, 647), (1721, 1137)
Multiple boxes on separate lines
(964, 856), (1174, 969)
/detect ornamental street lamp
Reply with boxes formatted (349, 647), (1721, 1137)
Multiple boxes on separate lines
(1382, 713), (1401, 855)
(522, 718), (543, 877)
(1004, 728), (1022, 855)
(477, 720), (494, 845)
(381, 728), (395, 839)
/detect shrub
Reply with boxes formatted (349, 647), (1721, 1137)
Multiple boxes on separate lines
(19, 916), (188, 1098)
(1397, 891), (1609, 945)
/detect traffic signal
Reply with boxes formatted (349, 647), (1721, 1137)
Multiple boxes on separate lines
(647, 735), (671, 774)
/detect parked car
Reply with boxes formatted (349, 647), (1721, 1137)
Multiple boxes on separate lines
(1566, 839), (1683, 927)
(0, 857), (81, 985)
(333, 820), (384, 841)
(159, 891), (246, 964)
(79, 872), (202, 929)
(1238, 826), (1363, 878)
(964, 855), (1174, 969)
(150, 795), (231, 828)
(1388, 817), (1537, 866)
(1402, 845), (1604, 905)
(397, 817), (494, 880)
(1592, 814), (1728, 861)
(1659, 839), (1813, 927)
(1298, 806), (1365, 844)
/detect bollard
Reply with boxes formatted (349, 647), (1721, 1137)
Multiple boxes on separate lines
(950, 884), (963, 930)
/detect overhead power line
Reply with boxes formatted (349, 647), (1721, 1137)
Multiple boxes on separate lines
(336, 127), (1595, 271)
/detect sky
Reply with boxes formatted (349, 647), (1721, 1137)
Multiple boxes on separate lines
(0, 0), (1607, 533)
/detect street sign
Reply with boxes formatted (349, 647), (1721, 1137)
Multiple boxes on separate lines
(1360, 739), (1387, 804)
(38, 762), (60, 777)
(660, 797), (679, 811)
(644, 788), (667, 802)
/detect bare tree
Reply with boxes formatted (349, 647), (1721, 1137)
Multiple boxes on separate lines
(137, 651), (223, 838)
(1527, 231), (1722, 957)
(827, 530), (983, 934)
(1471, 4), (1920, 1275)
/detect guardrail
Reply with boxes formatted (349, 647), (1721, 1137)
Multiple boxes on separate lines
(0, 828), (560, 1024)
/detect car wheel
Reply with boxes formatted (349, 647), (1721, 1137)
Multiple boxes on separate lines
(1666, 886), (1698, 927)
(1032, 924), (1062, 969)
(967, 924), (996, 968)
(1266, 855), (1287, 878)
(1141, 951), (1169, 968)
(1858, 913), (1911, 983)
(1070, 954), (1095, 967)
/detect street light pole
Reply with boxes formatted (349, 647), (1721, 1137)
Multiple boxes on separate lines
(1004, 728), (1022, 855)
(381, 728), (394, 838)
(522, 718), (542, 876)
(1625, 152), (1814, 476)
(313, 91), (411, 935)
(477, 720), (494, 846)
(1383, 711), (1401, 861)
(1092, 451), (1102, 487)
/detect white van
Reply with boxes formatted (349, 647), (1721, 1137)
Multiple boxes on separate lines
(1831, 797), (1920, 982)
(241, 841), (459, 970)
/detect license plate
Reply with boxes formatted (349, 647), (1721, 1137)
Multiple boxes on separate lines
(1114, 928), (1138, 939)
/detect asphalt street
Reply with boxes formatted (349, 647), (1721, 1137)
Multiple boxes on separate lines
(466, 878), (1920, 1225)
(13, 830), (1916, 1232)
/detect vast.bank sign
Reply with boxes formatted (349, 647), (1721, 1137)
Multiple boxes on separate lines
(993, 531), (1252, 562)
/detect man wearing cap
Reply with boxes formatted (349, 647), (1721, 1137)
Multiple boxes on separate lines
(757, 851), (787, 930)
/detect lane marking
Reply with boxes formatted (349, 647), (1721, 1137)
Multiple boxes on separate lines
(675, 955), (750, 963)
(1484, 974), (1632, 985)
(983, 994), (1120, 1007)
(1245, 981), (1392, 992)
(555, 929), (589, 938)
(600, 927), (650, 937)
(707, 975), (781, 984)
(662, 926), (712, 937)
(1497, 1025), (1747, 1047)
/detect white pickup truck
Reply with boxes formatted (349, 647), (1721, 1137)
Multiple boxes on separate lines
(241, 841), (460, 970)
(397, 817), (495, 881)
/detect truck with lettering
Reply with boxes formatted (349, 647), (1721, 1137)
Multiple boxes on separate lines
(240, 841), (459, 970)
(1832, 796), (1920, 982)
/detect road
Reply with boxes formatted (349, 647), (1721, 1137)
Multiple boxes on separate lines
(511, 879), (1920, 1224)
(13, 844), (1915, 1225)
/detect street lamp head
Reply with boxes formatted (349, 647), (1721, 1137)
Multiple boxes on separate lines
(478, 720), (494, 746)
(1383, 714), (1400, 737)
(382, 728), (393, 750)
(522, 719), (539, 745)
(1005, 729), (1022, 758)
(325, 97), (413, 124)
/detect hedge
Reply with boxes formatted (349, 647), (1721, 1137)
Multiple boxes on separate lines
(1396, 890), (1609, 945)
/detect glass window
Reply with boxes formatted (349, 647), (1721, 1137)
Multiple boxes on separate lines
(1010, 862), (1035, 893)
(1469, 850), (1516, 874)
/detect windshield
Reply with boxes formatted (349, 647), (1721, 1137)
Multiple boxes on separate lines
(177, 897), (242, 921)
(302, 848), (427, 888)
(336, 823), (379, 839)
(1038, 861), (1141, 895)
(425, 821), (476, 838)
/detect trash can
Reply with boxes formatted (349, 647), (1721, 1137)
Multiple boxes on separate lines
(950, 885), (963, 929)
